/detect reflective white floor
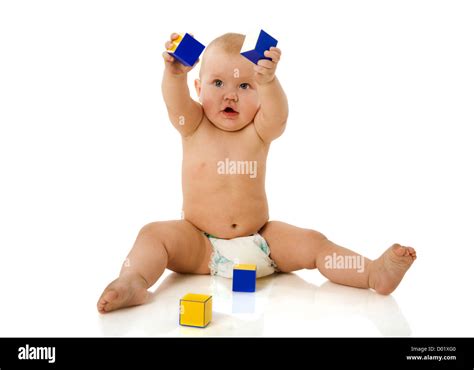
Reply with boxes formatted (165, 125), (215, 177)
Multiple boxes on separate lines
(96, 271), (413, 337)
(1, 255), (473, 337)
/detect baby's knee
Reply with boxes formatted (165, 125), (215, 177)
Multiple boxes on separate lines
(295, 229), (328, 270)
(304, 229), (327, 245)
(138, 221), (169, 241)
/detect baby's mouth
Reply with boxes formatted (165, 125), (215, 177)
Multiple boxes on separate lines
(222, 107), (239, 118)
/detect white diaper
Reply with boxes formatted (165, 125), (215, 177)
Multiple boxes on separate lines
(206, 233), (278, 278)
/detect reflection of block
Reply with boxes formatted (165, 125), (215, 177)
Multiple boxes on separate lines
(179, 293), (212, 328)
(240, 30), (278, 65)
(232, 292), (256, 313)
(233, 264), (257, 292)
(167, 33), (205, 67)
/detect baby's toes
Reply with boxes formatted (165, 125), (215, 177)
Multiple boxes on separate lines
(392, 243), (407, 256)
(97, 290), (119, 312)
(406, 247), (417, 259)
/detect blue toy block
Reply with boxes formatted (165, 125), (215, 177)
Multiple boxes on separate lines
(232, 264), (257, 292)
(240, 29), (278, 65)
(167, 33), (205, 67)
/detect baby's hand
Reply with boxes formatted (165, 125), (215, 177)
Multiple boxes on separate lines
(254, 47), (281, 85)
(162, 33), (198, 75)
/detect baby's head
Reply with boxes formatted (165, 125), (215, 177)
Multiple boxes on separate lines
(195, 33), (259, 131)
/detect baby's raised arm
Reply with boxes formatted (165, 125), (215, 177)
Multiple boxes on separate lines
(253, 47), (289, 142)
(161, 33), (203, 136)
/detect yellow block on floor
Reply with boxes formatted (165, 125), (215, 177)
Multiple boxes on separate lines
(179, 293), (212, 328)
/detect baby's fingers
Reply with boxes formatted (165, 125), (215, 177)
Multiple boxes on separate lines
(162, 51), (175, 63)
(254, 64), (271, 75)
(164, 33), (181, 49)
(264, 49), (281, 63)
(256, 59), (274, 69)
(165, 40), (175, 50)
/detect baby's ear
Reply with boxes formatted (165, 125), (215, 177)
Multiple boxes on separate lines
(194, 79), (202, 101)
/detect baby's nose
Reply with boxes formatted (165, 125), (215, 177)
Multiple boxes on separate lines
(224, 91), (238, 101)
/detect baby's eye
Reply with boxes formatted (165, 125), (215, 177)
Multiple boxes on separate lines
(213, 79), (223, 87)
(239, 83), (250, 90)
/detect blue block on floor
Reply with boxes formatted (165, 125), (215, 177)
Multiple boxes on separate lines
(240, 29), (278, 65)
(167, 33), (205, 67)
(232, 264), (257, 292)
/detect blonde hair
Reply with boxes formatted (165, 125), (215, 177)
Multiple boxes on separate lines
(199, 33), (245, 77)
(206, 33), (245, 53)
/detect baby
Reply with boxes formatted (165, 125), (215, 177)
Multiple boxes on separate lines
(97, 33), (417, 313)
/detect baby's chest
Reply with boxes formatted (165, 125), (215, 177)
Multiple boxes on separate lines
(183, 139), (267, 180)
(186, 130), (266, 160)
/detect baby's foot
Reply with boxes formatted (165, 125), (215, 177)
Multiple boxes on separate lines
(369, 244), (417, 295)
(97, 273), (149, 313)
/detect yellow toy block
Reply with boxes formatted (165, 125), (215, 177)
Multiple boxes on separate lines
(179, 293), (212, 328)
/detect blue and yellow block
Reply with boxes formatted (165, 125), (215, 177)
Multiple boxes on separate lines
(240, 29), (278, 65)
(232, 264), (257, 292)
(179, 293), (212, 328)
(167, 33), (205, 67)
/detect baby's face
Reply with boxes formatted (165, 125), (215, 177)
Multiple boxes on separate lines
(195, 48), (259, 131)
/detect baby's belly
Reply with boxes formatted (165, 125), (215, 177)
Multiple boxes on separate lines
(183, 189), (269, 239)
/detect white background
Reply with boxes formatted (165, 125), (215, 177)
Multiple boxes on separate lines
(0, 0), (473, 336)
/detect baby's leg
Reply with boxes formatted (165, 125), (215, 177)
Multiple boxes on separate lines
(97, 220), (212, 313)
(260, 221), (416, 295)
